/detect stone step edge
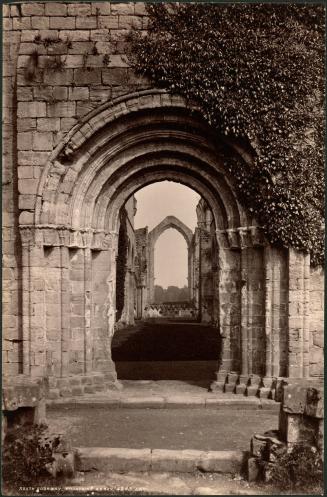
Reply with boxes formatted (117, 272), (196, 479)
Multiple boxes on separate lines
(76, 447), (249, 474)
(47, 397), (280, 410)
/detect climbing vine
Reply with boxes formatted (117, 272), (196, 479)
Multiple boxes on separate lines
(129, 3), (325, 265)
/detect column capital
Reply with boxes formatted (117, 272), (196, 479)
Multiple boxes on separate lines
(20, 226), (35, 247)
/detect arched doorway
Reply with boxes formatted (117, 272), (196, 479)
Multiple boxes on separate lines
(21, 90), (283, 392)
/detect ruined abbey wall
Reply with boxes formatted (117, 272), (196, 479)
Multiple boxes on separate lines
(2, 3), (324, 393)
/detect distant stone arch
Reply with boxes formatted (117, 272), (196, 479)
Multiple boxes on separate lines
(148, 215), (194, 303)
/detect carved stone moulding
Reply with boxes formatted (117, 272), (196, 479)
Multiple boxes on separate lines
(216, 226), (267, 250)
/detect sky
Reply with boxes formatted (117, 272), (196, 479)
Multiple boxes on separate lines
(134, 181), (200, 288)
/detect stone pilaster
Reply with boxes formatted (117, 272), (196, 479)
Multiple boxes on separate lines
(264, 246), (273, 378)
(84, 247), (92, 373)
(287, 249), (310, 378)
(21, 227), (46, 378)
(240, 248), (249, 377)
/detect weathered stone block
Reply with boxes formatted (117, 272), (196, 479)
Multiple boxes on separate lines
(251, 435), (268, 458)
(247, 457), (261, 482)
(18, 101), (46, 118)
(102, 67), (128, 85)
(258, 387), (270, 399)
(98, 16), (119, 29)
(246, 386), (259, 397)
(68, 3), (91, 16)
(13, 17), (32, 30)
(21, 3), (45, 16)
(74, 68), (101, 85)
(18, 166), (34, 179)
(18, 118), (37, 132)
(47, 101), (76, 118)
(71, 386), (83, 396)
(53, 87), (68, 100)
(18, 178), (39, 195)
(33, 131), (53, 151)
(111, 3), (135, 16)
(305, 387), (324, 418)
(119, 15), (143, 30)
(235, 384), (246, 395)
(31, 17), (50, 30)
(37, 118), (61, 132)
(135, 3), (147, 16)
(68, 87), (90, 101)
(267, 439), (287, 463)
(50, 17), (76, 30)
(60, 388), (73, 398)
(76, 17), (97, 30)
(45, 3), (67, 16)
(92, 3), (111, 15)
(84, 385), (95, 394)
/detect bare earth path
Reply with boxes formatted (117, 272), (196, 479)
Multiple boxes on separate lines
(47, 406), (278, 452)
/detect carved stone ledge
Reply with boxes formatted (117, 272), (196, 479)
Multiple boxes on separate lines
(216, 226), (268, 250)
(20, 226), (36, 247)
(27, 226), (119, 251)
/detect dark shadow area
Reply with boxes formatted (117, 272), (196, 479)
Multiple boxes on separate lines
(112, 319), (221, 383)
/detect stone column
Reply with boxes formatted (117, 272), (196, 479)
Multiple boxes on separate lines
(216, 234), (231, 372)
(187, 247), (192, 300)
(21, 227), (33, 376)
(240, 248), (249, 379)
(287, 249), (310, 378)
(264, 246), (273, 378)
(303, 253), (310, 378)
(20, 227), (46, 378)
(148, 241), (155, 303)
(84, 246), (92, 374)
(59, 230), (70, 378)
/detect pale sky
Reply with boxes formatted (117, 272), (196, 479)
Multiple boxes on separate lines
(134, 181), (200, 288)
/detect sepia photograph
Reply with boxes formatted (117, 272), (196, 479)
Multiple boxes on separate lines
(2, 1), (325, 495)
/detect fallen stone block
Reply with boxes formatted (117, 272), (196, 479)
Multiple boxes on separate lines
(305, 387), (324, 418)
(250, 435), (268, 459)
(262, 461), (275, 482)
(267, 439), (287, 463)
(247, 457), (261, 482)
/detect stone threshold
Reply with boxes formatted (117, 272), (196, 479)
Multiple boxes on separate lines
(77, 447), (248, 474)
(47, 395), (280, 410)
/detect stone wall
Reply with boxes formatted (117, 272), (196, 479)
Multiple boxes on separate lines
(309, 267), (324, 377)
(248, 381), (324, 483)
(2, 1), (150, 377)
(3, 4), (23, 376)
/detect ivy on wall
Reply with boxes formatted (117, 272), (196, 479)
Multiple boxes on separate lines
(130, 3), (325, 265)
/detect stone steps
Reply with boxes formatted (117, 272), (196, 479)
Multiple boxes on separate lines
(77, 447), (248, 475)
(47, 394), (280, 411)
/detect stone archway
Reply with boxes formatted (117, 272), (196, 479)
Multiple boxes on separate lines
(148, 215), (194, 304)
(19, 89), (310, 396)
